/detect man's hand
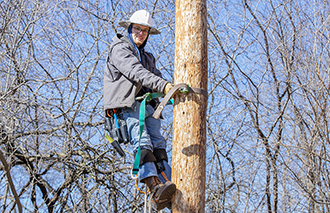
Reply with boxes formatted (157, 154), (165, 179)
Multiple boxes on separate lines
(163, 83), (174, 95)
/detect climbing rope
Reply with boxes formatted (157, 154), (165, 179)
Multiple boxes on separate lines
(135, 178), (149, 194)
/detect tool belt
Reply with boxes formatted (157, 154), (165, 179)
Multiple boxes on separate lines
(104, 109), (129, 157)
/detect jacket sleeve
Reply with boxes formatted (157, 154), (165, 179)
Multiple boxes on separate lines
(110, 42), (168, 93)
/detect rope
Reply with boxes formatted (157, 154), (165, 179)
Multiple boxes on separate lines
(135, 178), (149, 194)
(144, 187), (148, 213)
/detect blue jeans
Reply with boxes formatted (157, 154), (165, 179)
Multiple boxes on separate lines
(121, 101), (171, 182)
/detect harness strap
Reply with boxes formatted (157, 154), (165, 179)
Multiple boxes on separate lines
(132, 92), (164, 178)
(152, 83), (208, 119)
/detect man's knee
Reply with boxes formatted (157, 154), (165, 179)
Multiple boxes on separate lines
(138, 149), (157, 166)
(137, 148), (168, 166)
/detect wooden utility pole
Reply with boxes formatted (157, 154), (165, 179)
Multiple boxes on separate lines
(172, 0), (208, 212)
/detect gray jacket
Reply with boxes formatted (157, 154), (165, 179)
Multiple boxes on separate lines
(103, 34), (168, 110)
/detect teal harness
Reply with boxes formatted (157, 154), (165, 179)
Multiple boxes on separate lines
(131, 92), (166, 178)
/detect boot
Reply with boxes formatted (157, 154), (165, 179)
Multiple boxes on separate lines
(143, 176), (176, 210)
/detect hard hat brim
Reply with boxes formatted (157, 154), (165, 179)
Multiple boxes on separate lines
(119, 21), (161, 35)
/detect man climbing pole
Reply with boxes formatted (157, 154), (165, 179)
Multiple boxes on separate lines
(103, 10), (176, 210)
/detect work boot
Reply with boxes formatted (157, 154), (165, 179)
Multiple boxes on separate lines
(143, 176), (176, 210)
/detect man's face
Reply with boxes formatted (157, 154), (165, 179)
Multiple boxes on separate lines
(131, 24), (150, 47)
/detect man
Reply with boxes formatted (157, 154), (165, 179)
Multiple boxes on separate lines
(103, 10), (176, 210)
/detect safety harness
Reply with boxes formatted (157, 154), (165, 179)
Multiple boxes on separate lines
(131, 92), (165, 178)
(105, 83), (207, 174)
(104, 83), (207, 176)
(104, 83), (207, 211)
(131, 83), (208, 177)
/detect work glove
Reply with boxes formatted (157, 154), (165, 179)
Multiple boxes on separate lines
(163, 83), (174, 95)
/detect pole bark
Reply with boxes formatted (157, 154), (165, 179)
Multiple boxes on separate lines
(172, 0), (208, 212)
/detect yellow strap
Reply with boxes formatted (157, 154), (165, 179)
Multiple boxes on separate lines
(105, 134), (114, 143)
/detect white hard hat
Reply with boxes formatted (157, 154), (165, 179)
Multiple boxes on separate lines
(119, 10), (161, 35)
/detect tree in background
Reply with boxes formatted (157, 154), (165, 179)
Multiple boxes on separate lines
(207, 0), (330, 212)
(0, 0), (176, 212)
(1, 0), (330, 212)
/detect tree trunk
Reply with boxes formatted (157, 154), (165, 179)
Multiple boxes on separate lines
(172, 0), (208, 212)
